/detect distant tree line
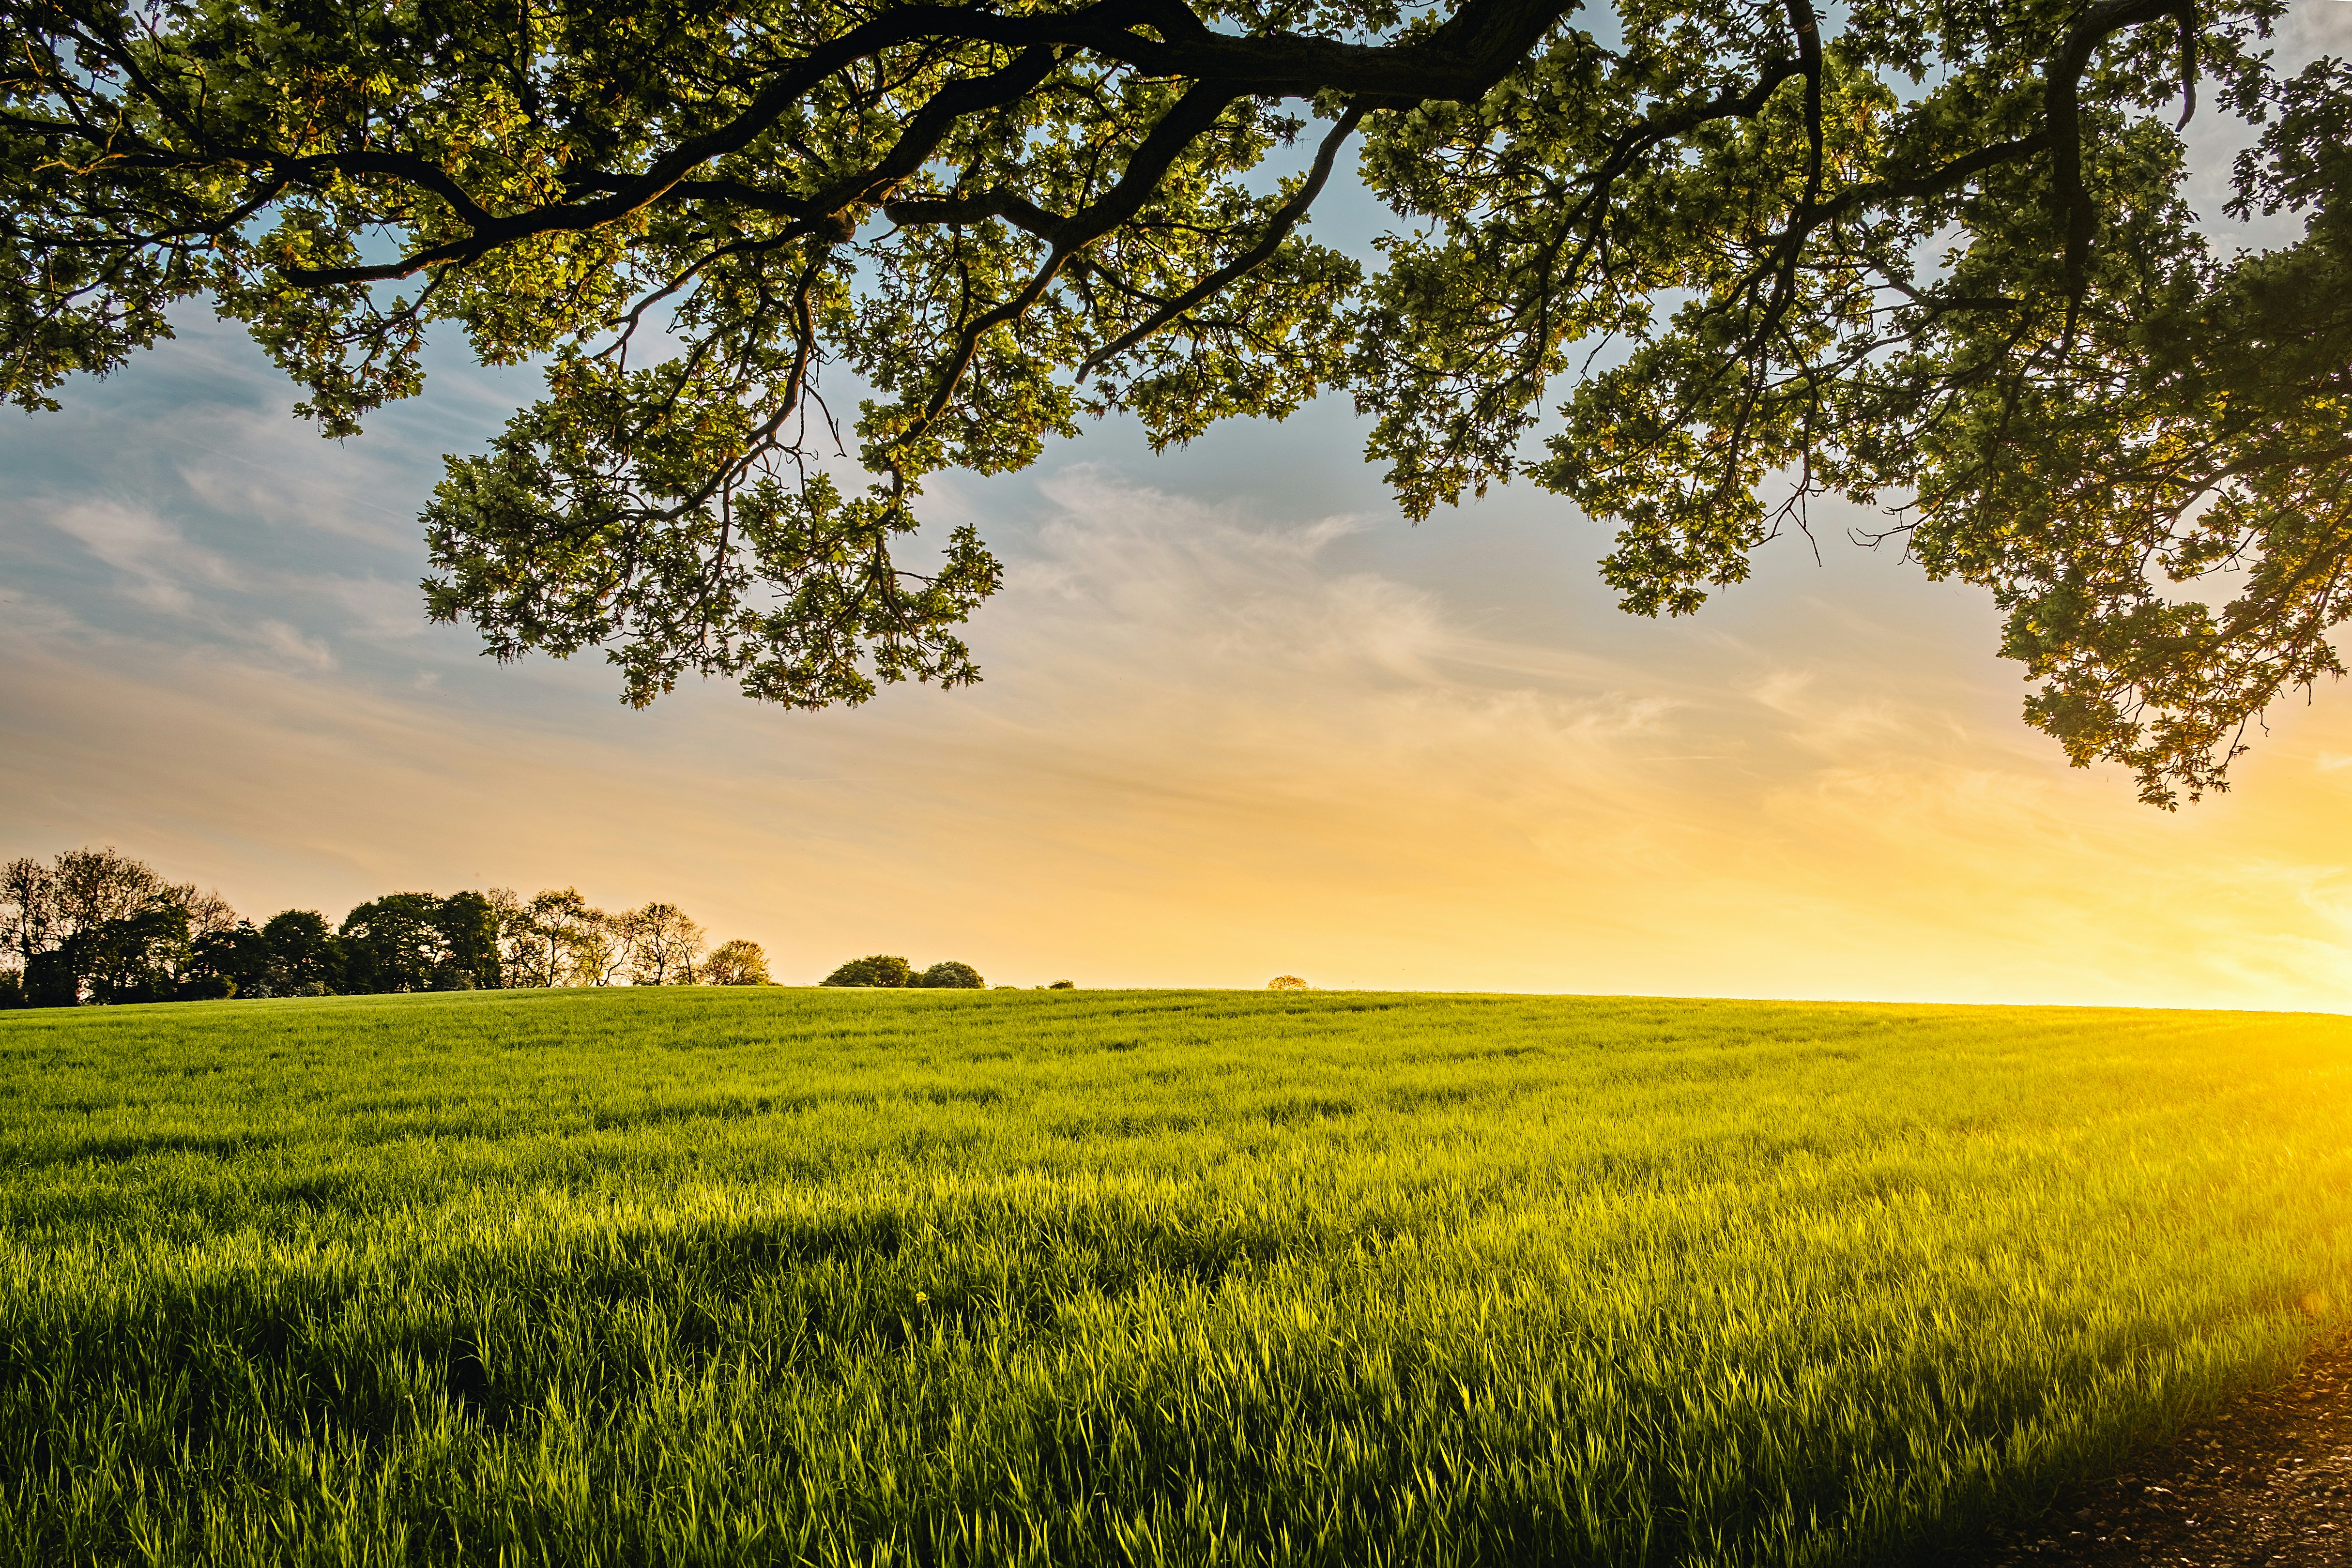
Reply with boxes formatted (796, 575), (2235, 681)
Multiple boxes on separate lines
(817, 956), (1075, 990)
(0, 847), (769, 1008)
(822, 955), (986, 989)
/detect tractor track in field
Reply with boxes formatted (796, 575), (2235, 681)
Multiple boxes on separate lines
(1963, 1331), (2352, 1567)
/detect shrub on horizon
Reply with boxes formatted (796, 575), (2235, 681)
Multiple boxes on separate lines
(1047, 979), (1075, 990)
(823, 955), (913, 988)
(916, 960), (985, 990)
(703, 939), (771, 986)
(1268, 975), (1311, 990)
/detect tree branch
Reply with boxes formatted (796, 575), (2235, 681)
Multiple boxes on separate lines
(274, 0), (1575, 287)
(912, 78), (1241, 432)
(1078, 101), (1363, 378)
(2045, 0), (2198, 299)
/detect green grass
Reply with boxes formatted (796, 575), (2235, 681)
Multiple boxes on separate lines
(1, 988), (2349, 1567)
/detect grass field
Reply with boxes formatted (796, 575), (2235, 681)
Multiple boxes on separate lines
(1, 988), (2349, 1567)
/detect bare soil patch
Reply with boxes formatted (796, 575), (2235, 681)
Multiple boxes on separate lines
(1968, 1333), (2352, 1566)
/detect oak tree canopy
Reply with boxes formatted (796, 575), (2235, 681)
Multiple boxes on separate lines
(4, 0), (2346, 804)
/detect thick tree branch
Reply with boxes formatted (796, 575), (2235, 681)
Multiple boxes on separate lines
(1078, 101), (1363, 377)
(2046, 0), (2200, 298)
(912, 78), (1241, 431)
(275, 0), (1573, 286)
(884, 190), (1077, 244)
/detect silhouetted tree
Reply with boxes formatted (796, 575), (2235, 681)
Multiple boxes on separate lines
(339, 894), (447, 994)
(626, 903), (706, 985)
(2, 851), (733, 1000)
(0, 857), (47, 1001)
(497, 887), (595, 987)
(72, 902), (193, 1005)
(2, 848), (240, 1004)
(190, 922), (274, 998)
(485, 887), (538, 984)
(5, 846), (164, 977)
(22, 950), (76, 1008)
(2, 855), (57, 975)
(50, 847), (173, 934)
(261, 911), (341, 995)
(435, 891), (504, 990)
(917, 961), (986, 990)
(179, 887), (240, 943)
(573, 906), (631, 987)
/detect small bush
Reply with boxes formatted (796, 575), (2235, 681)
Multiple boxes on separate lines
(1048, 979), (1075, 990)
(917, 960), (985, 989)
(1268, 974), (1310, 990)
(823, 955), (913, 988)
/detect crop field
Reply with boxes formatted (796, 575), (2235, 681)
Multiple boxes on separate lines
(1, 990), (2349, 1568)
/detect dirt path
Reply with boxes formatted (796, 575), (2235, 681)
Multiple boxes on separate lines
(1965, 1334), (2352, 1566)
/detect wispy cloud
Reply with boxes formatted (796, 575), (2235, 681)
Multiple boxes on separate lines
(40, 498), (226, 614)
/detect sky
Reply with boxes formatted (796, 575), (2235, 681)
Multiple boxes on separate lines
(6, 3), (2352, 1008)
